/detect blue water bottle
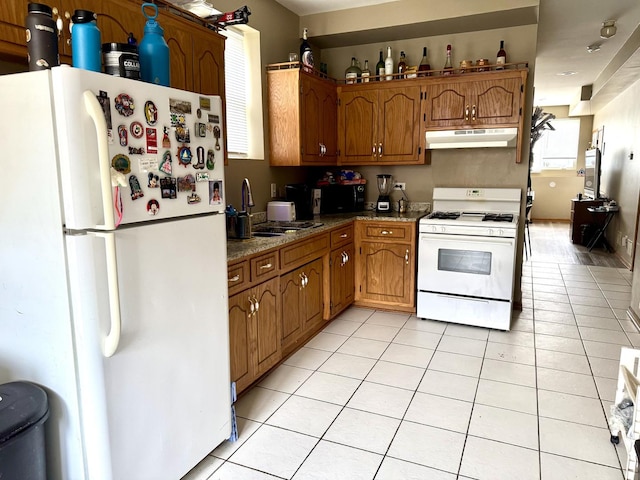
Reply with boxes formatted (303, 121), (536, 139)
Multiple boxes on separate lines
(139, 3), (170, 86)
(71, 10), (101, 72)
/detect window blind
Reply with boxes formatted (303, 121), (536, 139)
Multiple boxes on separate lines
(224, 28), (249, 155)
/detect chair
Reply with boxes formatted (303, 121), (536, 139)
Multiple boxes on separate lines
(524, 202), (533, 258)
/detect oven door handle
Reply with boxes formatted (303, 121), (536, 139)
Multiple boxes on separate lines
(420, 233), (515, 246)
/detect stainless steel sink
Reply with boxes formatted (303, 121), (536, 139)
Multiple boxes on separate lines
(252, 221), (323, 237)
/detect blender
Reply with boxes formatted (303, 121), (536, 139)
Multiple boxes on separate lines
(376, 174), (393, 212)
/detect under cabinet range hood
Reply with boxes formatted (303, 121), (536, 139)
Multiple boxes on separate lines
(425, 127), (518, 149)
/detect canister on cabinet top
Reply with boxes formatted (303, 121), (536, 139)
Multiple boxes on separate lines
(71, 10), (101, 72)
(102, 43), (140, 79)
(25, 2), (59, 70)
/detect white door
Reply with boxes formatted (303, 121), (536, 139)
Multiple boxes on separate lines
(418, 233), (516, 300)
(66, 214), (231, 480)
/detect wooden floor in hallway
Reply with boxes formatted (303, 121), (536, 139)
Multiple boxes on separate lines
(526, 220), (627, 268)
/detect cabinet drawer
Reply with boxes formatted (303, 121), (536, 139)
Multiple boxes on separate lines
(227, 260), (249, 294)
(359, 222), (414, 242)
(331, 223), (354, 248)
(280, 233), (329, 272)
(250, 251), (279, 282)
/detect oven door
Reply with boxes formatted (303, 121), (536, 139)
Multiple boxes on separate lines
(418, 232), (516, 300)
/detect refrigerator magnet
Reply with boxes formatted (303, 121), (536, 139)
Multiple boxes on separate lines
(195, 122), (206, 138)
(128, 146), (145, 155)
(209, 180), (222, 205)
(160, 177), (177, 199)
(118, 125), (128, 146)
(111, 154), (131, 174)
(206, 149), (215, 170)
(148, 173), (159, 188)
(213, 126), (221, 150)
(146, 128), (158, 154)
(193, 146), (205, 170)
(187, 192), (201, 204)
(97, 91), (112, 128)
(177, 145), (192, 167)
(115, 93), (134, 117)
(130, 121), (143, 139)
(177, 174), (196, 192)
(162, 126), (171, 148)
(199, 96), (211, 111)
(175, 126), (190, 143)
(170, 113), (186, 128)
(138, 157), (158, 173)
(159, 151), (172, 175)
(169, 98), (192, 115)
(195, 172), (209, 182)
(128, 175), (144, 200)
(147, 199), (160, 215)
(144, 101), (158, 126)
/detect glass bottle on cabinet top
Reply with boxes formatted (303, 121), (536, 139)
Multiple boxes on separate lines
(361, 60), (370, 82)
(376, 50), (385, 80)
(397, 51), (407, 78)
(345, 57), (361, 84)
(418, 47), (431, 76)
(496, 40), (507, 69)
(384, 46), (393, 80)
(443, 44), (453, 75)
(300, 27), (314, 71)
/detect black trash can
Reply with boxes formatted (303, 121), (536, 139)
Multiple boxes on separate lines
(0, 381), (50, 480)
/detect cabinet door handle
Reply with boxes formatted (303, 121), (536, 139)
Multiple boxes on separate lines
(472, 105), (476, 121)
(405, 249), (409, 265)
(345, 252), (349, 263)
(340, 233), (348, 238)
(341, 252), (346, 266)
(259, 263), (272, 270)
(465, 104), (470, 121)
(303, 272), (309, 287)
(322, 144), (327, 155)
(253, 295), (260, 314)
(248, 296), (255, 317)
(229, 275), (240, 282)
(372, 144), (377, 156)
(379, 143), (383, 156)
(299, 273), (305, 289)
(381, 230), (392, 235)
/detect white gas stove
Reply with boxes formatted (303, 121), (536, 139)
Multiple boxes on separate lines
(417, 188), (522, 330)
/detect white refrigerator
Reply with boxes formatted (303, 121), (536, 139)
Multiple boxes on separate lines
(0, 66), (231, 480)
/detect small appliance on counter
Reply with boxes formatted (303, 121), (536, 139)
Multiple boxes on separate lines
(267, 201), (296, 222)
(376, 174), (393, 212)
(319, 183), (365, 214)
(285, 183), (314, 220)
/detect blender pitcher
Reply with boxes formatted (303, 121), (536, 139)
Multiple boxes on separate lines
(376, 174), (393, 212)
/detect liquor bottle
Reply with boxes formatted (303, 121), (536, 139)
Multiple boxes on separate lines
(300, 27), (314, 71)
(384, 46), (393, 80)
(443, 44), (453, 75)
(496, 40), (506, 69)
(361, 60), (370, 82)
(376, 50), (385, 81)
(344, 57), (362, 84)
(418, 47), (431, 76)
(397, 51), (407, 78)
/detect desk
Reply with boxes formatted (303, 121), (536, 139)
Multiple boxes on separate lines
(570, 199), (605, 244)
(586, 206), (619, 252)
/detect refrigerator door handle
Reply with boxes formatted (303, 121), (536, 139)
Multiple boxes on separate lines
(92, 231), (122, 357)
(83, 90), (115, 230)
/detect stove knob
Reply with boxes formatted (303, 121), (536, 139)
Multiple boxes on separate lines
(499, 229), (504, 236)
(488, 228), (494, 236)
(431, 226), (437, 233)
(441, 226), (446, 233)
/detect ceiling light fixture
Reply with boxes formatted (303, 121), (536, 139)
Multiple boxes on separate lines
(557, 71), (577, 76)
(169, 0), (221, 18)
(587, 44), (601, 53)
(600, 20), (617, 39)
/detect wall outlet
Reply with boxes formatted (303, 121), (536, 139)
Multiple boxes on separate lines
(394, 182), (406, 190)
(622, 235), (629, 247)
(627, 240), (634, 256)
(270, 183), (277, 198)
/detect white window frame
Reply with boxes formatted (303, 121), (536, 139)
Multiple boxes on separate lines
(531, 117), (580, 172)
(221, 25), (264, 160)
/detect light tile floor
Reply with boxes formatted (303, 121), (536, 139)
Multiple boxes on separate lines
(184, 262), (636, 480)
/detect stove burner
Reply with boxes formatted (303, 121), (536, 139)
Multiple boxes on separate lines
(429, 211), (460, 220)
(483, 213), (514, 222)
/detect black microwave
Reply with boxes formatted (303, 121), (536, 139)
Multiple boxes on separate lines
(320, 184), (366, 213)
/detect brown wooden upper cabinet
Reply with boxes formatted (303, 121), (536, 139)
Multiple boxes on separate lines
(338, 83), (423, 165)
(267, 65), (338, 166)
(423, 70), (526, 129)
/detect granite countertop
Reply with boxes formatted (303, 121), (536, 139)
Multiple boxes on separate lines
(227, 210), (428, 262)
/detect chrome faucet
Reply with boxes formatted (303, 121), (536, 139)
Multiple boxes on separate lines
(241, 178), (254, 213)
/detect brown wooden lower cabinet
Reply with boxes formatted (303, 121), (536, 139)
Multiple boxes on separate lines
(329, 244), (355, 317)
(228, 277), (281, 394)
(280, 257), (324, 356)
(355, 220), (416, 312)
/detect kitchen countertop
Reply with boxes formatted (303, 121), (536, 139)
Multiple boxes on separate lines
(227, 210), (427, 262)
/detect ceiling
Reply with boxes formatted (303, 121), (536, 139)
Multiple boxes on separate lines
(273, 0), (640, 112)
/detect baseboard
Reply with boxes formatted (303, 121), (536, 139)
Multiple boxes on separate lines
(530, 218), (571, 223)
(628, 307), (640, 330)
(617, 252), (632, 270)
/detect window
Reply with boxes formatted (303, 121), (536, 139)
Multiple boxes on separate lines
(221, 26), (264, 159)
(531, 118), (580, 171)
